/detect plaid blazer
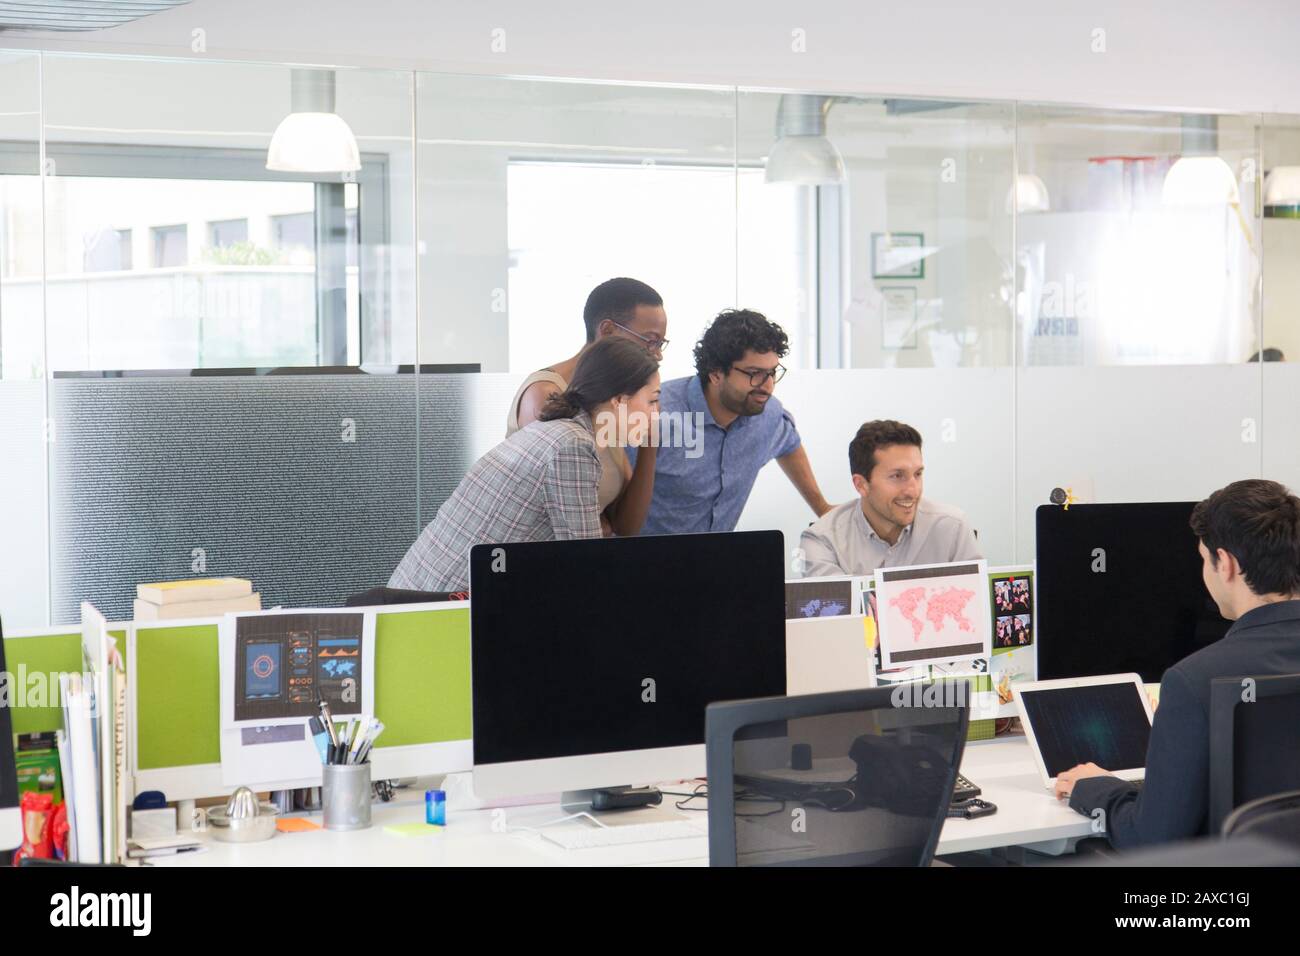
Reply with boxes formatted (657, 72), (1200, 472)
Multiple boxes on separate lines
(388, 412), (604, 592)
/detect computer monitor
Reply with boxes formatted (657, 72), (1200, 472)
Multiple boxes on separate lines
(1036, 502), (1230, 682)
(0, 618), (22, 850)
(705, 687), (968, 866)
(469, 531), (787, 800)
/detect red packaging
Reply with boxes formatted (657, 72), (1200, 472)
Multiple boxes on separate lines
(14, 791), (54, 864)
(50, 803), (70, 861)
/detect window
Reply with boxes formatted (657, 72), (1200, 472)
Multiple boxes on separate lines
(151, 224), (188, 267)
(207, 218), (249, 251)
(82, 227), (132, 272)
(271, 211), (314, 263)
(0, 145), (389, 373)
(506, 162), (810, 378)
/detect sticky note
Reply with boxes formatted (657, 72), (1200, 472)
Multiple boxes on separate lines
(863, 616), (877, 650)
(276, 818), (322, 832)
(383, 822), (444, 837)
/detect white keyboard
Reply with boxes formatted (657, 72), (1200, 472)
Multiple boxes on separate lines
(540, 819), (707, 850)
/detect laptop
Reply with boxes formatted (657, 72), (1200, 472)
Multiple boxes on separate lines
(1013, 673), (1154, 789)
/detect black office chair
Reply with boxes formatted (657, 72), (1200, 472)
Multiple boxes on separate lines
(343, 587), (467, 607)
(1222, 790), (1300, 847)
(1209, 673), (1300, 834)
(705, 686), (968, 867)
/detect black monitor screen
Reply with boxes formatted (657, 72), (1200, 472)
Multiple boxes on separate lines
(1036, 503), (1230, 682)
(470, 531), (787, 766)
(1019, 683), (1151, 778)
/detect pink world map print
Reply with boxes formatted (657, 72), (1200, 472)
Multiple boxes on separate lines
(888, 586), (977, 641)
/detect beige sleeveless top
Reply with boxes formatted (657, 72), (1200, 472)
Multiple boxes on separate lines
(506, 369), (629, 512)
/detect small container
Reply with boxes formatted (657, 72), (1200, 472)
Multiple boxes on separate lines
(322, 763), (372, 831)
(425, 789), (446, 826)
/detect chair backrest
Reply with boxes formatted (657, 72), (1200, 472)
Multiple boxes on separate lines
(1209, 673), (1300, 834)
(1222, 790), (1300, 846)
(705, 685), (968, 867)
(343, 586), (467, 607)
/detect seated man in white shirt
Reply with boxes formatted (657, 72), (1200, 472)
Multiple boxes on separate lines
(799, 420), (981, 577)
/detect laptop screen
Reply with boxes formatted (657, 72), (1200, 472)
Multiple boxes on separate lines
(1018, 682), (1151, 778)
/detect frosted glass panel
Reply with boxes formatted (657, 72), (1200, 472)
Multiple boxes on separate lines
(1263, 364), (1300, 492)
(736, 367), (1015, 569)
(1017, 106), (1261, 366)
(1015, 365), (1262, 559)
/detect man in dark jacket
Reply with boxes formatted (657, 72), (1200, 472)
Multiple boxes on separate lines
(1054, 479), (1300, 848)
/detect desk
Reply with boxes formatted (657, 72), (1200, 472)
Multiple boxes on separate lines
(154, 736), (1094, 867)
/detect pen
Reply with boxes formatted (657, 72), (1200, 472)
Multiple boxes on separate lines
(318, 699), (339, 749)
(347, 716), (370, 764)
(355, 720), (385, 764)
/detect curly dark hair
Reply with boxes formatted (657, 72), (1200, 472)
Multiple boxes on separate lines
(693, 309), (789, 385)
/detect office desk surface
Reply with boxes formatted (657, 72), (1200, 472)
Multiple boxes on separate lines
(154, 736), (1094, 867)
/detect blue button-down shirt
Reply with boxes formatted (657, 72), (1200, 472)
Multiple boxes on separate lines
(630, 374), (802, 535)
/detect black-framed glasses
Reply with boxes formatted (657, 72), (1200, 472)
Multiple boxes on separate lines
(731, 363), (786, 387)
(611, 321), (669, 353)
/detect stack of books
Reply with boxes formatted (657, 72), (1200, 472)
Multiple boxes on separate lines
(133, 577), (261, 620)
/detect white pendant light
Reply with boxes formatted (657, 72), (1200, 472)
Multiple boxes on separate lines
(765, 95), (845, 185)
(1162, 156), (1240, 206)
(1264, 166), (1300, 218)
(1006, 173), (1050, 214)
(267, 69), (361, 174)
(1161, 115), (1239, 206)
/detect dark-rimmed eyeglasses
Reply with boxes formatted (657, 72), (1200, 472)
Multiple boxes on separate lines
(731, 363), (786, 387)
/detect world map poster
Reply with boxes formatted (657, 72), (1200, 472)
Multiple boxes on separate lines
(875, 560), (992, 669)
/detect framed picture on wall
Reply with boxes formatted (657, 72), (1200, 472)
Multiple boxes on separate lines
(872, 232), (925, 279)
(881, 286), (918, 350)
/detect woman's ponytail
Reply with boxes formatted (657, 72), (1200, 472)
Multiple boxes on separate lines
(538, 388), (585, 421)
(537, 337), (658, 421)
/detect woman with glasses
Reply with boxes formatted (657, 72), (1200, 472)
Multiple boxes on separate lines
(506, 277), (669, 536)
(391, 337), (661, 593)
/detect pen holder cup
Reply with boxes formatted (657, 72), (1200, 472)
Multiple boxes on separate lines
(322, 763), (372, 831)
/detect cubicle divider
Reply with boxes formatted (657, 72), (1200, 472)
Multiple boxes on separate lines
(4, 626), (129, 737)
(4, 583), (1022, 803)
(3, 603), (473, 802)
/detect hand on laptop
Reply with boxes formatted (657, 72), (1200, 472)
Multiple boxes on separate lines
(1053, 762), (1110, 800)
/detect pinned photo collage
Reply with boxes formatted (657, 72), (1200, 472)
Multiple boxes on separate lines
(989, 570), (1035, 715)
(992, 573), (1033, 650)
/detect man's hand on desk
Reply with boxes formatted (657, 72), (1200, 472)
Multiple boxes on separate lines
(1053, 762), (1111, 800)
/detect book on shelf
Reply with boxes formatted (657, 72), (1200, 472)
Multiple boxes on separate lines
(135, 577), (252, 606)
(132, 592), (261, 621)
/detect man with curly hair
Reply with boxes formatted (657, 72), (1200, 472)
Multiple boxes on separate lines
(631, 308), (831, 535)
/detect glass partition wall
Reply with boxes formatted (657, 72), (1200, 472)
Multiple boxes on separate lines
(0, 47), (1290, 626)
